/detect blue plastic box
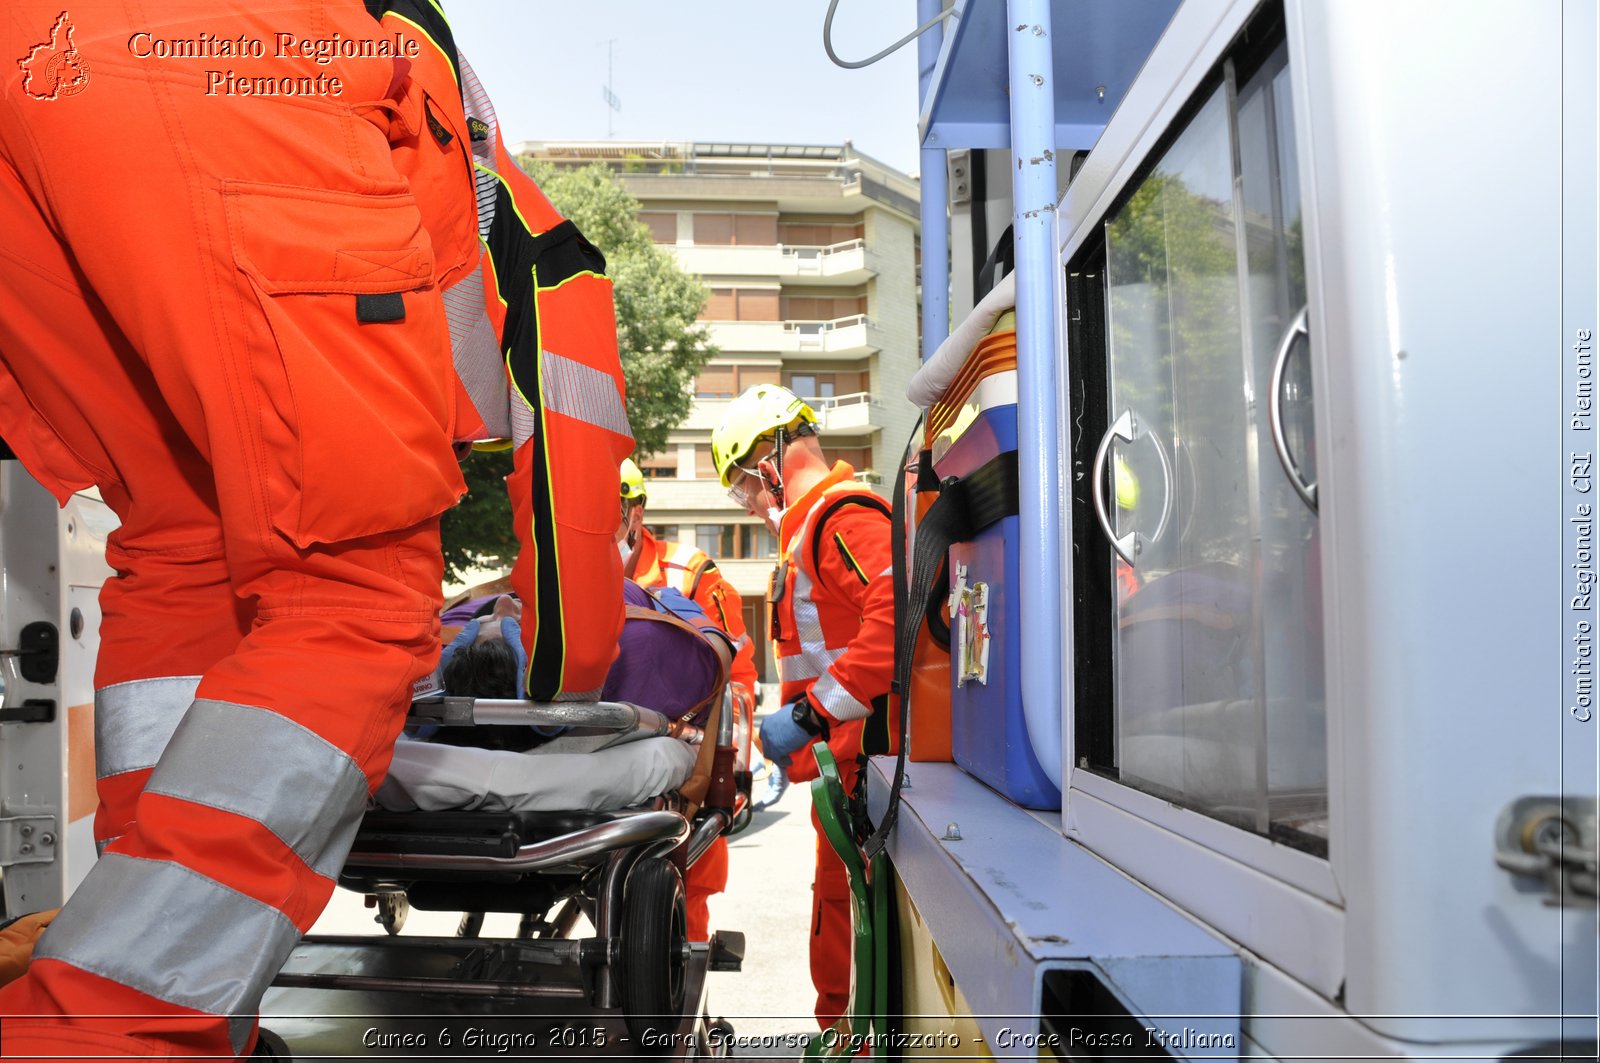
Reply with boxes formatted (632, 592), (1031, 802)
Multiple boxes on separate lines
(933, 389), (1060, 810)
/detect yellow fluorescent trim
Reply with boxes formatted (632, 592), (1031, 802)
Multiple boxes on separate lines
(384, 11), (459, 87)
(535, 270), (608, 295)
(834, 532), (870, 586)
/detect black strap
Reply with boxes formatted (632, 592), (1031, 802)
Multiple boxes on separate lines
(862, 446), (1019, 861)
(807, 492), (891, 592)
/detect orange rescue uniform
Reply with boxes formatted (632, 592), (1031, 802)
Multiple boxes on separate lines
(630, 527), (759, 940)
(0, 2), (626, 1056)
(770, 462), (895, 1029)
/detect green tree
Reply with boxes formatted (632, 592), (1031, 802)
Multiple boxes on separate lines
(440, 161), (716, 581)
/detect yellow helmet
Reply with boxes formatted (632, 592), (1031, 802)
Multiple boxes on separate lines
(1114, 454), (1140, 511)
(710, 384), (817, 488)
(620, 458), (647, 501)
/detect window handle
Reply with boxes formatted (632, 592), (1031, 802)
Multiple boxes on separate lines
(1269, 306), (1318, 513)
(1091, 408), (1173, 568)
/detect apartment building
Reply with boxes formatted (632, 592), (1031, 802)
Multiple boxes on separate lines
(514, 141), (922, 682)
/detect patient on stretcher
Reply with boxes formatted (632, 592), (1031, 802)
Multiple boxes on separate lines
(375, 580), (734, 814)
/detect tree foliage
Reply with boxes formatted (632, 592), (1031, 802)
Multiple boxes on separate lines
(439, 161), (715, 580)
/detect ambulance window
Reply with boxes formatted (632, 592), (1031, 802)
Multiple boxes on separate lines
(1074, 33), (1326, 854)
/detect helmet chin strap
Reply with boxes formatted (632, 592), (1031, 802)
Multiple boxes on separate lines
(768, 425), (789, 509)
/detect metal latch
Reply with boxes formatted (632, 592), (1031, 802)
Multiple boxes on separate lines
(0, 815), (57, 866)
(0, 621), (59, 684)
(1495, 796), (1598, 906)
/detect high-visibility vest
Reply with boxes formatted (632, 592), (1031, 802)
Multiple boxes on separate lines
(772, 475), (894, 724)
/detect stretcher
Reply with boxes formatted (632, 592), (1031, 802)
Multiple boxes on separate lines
(260, 694), (746, 1061)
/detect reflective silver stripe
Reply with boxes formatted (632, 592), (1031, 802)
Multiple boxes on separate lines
(455, 53), (501, 238)
(95, 676), (201, 779)
(778, 648), (840, 684)
(811, 670), (871, 722)
(35, 853), (300, 1053)
(539, 350), (632, 438)
(442, 261), (510, 440)
(511, 391), (537, 447)
(785, 551), (846, 682)
(141, 700), (370, 880)
(668, 543), (709, 596)
(554, 686), (605, 702)
(456, 51), (500, 166)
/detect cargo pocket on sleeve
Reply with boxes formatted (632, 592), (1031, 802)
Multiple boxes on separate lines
(226, 180), (465, 549)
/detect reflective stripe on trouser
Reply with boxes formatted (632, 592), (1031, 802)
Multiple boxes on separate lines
(0, 3), (459, 1055)
(93, 676), (199, 852)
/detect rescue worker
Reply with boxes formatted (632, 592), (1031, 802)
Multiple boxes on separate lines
(0, 3), (628, 1056)
(711, 385), (895, 1029)
(618, 458), (759, 940)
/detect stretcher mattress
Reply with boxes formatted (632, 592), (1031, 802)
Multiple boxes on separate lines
(375, 734), (697, 814)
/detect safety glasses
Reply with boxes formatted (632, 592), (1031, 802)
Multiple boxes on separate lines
(725, 463), (766, 510)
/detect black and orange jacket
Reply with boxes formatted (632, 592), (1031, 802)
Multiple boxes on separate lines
(369, 1), (630, 700)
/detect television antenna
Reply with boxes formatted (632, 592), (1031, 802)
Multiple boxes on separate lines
(602, 39), (621, 138)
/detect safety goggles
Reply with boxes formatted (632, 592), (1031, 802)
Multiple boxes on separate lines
(725, 444), (774, 509)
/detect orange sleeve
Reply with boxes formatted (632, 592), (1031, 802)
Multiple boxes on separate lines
(488, 141), (629, 700)
(809, 505), (896, 725)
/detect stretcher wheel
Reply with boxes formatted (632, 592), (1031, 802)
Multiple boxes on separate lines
(618, 857), (687, 1046)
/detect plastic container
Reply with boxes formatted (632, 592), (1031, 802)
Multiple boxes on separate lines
(929, 329), (1060, 810)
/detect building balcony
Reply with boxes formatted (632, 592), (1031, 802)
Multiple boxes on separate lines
(641, 476), (740, 513)
(706, 315), (881, 359)
(681, 398), (733, 432)
(667, 240), (875, 284)
(778, 240), (874, 284)
(670, 243), (786, 277)
(811, 391), (884, 434)
(712, 557), (779, 596)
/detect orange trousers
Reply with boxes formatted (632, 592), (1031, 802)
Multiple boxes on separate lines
(0, 3), (463, 1057)
(685, 836), (729, 942)
(808, 759), (859, 1029)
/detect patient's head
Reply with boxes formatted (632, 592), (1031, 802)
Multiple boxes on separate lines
(441, 635), (519, 700)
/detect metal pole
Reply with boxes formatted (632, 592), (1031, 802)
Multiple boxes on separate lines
(918, 0), (949, 361)
(1006, 0), (1063, 789)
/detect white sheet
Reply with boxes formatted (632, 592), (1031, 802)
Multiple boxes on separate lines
(376, 735), (697, 813)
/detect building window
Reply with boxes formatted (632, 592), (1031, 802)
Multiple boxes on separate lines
(636, 452), (677, 480)
(694, 445), (718, 480)
(649, 524), (679, 543)
(781, 292), (867, 321)
(785, 372), (864, 402)
(830, 446), (873, 471)
(779, 218), (863, 246)
(692, 213), (777, 246)
(639, 211), (677, 244)
(701, 287), (781, 322)
(696, 364), (781, 398)
(694, 524), (776, 560)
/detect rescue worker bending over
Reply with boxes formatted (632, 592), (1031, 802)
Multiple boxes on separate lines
(711, 385), (896, 1030)
(619, 458), (760, 941)
(0, 3), (628, 1057)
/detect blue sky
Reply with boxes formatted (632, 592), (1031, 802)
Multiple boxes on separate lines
(447, 1), (924, 175)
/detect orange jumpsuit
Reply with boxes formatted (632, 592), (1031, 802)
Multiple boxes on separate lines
(630, 528), (759, 940)
(770, 463), (896, 1029)
(0, 3), (624, 1057)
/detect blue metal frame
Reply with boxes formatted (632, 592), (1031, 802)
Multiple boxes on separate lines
(1005, 0), (1064, 788)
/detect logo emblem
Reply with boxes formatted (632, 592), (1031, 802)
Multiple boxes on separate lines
(18, 12), (91, 101)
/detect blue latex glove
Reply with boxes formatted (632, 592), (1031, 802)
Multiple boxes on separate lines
(759, 700), (816, 768)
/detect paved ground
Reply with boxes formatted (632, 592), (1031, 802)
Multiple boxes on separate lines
(309, 751), (821, 1059)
